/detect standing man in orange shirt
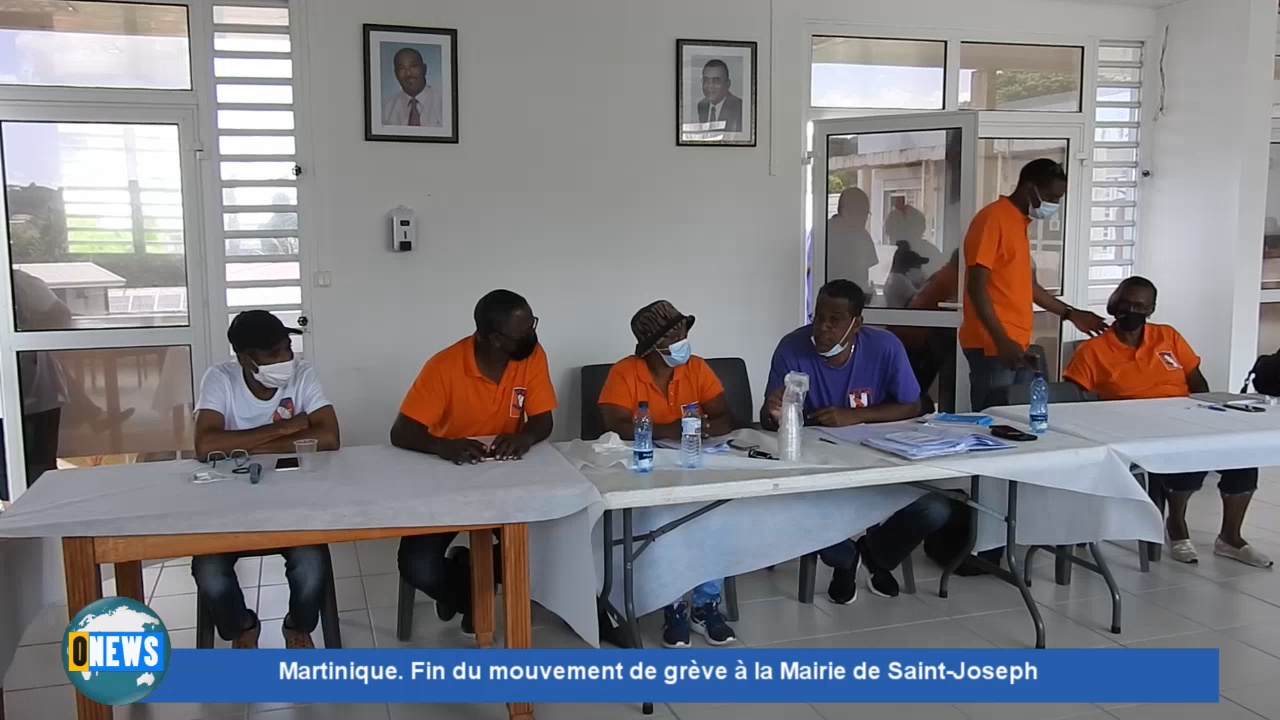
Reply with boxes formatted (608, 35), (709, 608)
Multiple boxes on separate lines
(390, 289), (557, 635)
(960, 159), (1107, 409)
(597, 300), (737, 648)
(1064, 277), (1271, 569)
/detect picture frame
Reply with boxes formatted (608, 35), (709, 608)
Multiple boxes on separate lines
(676, 39), (757, 147)
(364, 24), (459, 143)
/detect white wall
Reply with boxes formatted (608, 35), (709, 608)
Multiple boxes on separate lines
(1143, 0), (1276, 388)
(300, 0), (1158, 444)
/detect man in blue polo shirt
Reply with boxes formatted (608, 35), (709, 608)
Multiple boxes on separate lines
(761, 279), (952, 603)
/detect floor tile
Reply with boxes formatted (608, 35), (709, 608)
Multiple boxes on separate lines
(355, 539), (400, 576)
(19, 604), (69, 646)
(388, 703), (673, 720)
(364, 572), (411, 609)
(1124, 629), (1280, 691)
(334, 576), (366, 612)
(2, 642), (67, 690)
(2, 684), (75, 720)
(329, 543), (361, 579)
(116, 701), (248, 719)
(956, 605), (1121, 649)
(953, 703), (1106, 720)
(1107, 698), (1267, 720)
(1223, 683), (1280, 720)
(152, 565), (198, 598)
(260, 555), (287, 587)
(147, 593), (199, 631)
(916, 574), (1031, 618)
(324, 609), (376, 649)
(1050, 591), (1206, 642)
(1226, 572), (1280, 607)
(758, 618), (994, 650)
(813, 702), (970, 720)
(1136, 582), (1280, 630)
(718, 597), (850, 647)
(255, 584), (292, 621)
(1221, 620), (1280, 659)
(811, 593), (949, 635)
(668, 702), (825, 720)
(368, 604), (475, 650)
(249, 703), (389, 719)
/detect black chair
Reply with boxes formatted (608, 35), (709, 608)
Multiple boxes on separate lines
(195, 546), (342, 648)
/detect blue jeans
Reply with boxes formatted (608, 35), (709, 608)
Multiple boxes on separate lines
(671, 579), (723, 609)
(398, 531), (502, 614)
(964, 349), (1035, 411)
(191, 545), (328, 640)
(819, 494), (953, 571)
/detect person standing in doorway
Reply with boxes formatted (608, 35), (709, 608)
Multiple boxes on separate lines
(959, 159), (1107, 409)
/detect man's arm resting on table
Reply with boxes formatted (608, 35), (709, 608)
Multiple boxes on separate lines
(244, 405), (341, 454)
(1187, 366), (1210, 394)
(600, 404), (639, 440)
(194, 409), (306, 461)
(809, 397), (923, 428)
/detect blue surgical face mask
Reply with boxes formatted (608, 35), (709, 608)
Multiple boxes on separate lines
(812, 321), (856, 359)
(1030, 186), (1061, 220)
(660, 338), (692, 367)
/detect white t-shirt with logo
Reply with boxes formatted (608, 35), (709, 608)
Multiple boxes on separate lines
(195, 360), (331, 431)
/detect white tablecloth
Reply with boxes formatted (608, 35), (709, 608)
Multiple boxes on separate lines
(989, 397), (1280, 475)
(0, 444), (605, 647)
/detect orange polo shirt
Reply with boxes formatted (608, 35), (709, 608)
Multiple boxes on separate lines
(958, 197), (1034, 354)
(399, 336), (558, 439)
(1063, 324), (1200, 401)
(597, 355), (724, 425)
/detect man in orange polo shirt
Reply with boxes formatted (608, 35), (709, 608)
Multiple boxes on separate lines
(390, 289), (557, 635)
(961, 159), (1107, 409)
(1064, 277), (1271, 569)
(598, 300), (736, 648)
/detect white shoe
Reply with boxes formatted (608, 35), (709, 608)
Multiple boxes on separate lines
(1167, 537), (1198, 564)
(1214, 538), (1274, 568)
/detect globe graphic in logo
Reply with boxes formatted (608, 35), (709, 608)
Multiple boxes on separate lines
(62, 597), (170, 705)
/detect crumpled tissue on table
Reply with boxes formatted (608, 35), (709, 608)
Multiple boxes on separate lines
(561, 432), (633, 470)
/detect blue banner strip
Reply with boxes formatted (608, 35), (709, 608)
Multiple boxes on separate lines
(143, 649), (1219, 704)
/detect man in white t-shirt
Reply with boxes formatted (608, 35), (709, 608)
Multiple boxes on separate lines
(191, 310), (341, 649)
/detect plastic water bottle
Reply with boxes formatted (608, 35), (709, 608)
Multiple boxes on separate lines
(1029, 373), (1049, 434)
(633, 402), (653, 473)
(779, 372), (810, 462)
(680, 403), (702, 469)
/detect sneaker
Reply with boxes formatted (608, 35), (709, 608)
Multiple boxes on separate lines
(856, 539), (900, 599)
(1214, 538), (1274, 568)
(662, 602), (691, 648)
(232, 612), (260, 649)
(827, 565), (858, 605)
(436, 546), (470, 623)
(690, 600), (737, 646)
(1167, 537), (1198, 564)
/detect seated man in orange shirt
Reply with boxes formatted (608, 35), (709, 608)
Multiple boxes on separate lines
(597, 300), (736, 648)
(390, 289), (558, 635)
(1064, 277), (1271, 569)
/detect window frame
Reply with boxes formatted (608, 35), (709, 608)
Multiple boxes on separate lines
(956, 40), (1086, 114)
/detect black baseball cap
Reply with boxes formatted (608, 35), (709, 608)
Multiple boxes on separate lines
(228, 310), (302, 353)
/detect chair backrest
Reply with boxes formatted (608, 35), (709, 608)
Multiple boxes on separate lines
(578, 357), (755, 440)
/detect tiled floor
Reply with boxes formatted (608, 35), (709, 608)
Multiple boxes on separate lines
(6, 476), (1280, 720)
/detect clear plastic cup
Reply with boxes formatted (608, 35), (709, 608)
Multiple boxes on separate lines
(294, 438), (321, 472)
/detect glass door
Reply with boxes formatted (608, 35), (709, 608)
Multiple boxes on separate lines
(812, 111), (977, 411)
(0, 104), (210, 501)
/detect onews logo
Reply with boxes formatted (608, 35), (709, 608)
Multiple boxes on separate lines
(63, 597), (171, 705)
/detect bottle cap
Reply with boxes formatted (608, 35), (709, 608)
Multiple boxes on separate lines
(638, 401), (648, 409)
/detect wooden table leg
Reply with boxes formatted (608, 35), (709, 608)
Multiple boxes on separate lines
(114, 561), (144, 602)
(501, 523), (534, 720)
(63, 538), (110, 720)
(469, 529), (496, 649)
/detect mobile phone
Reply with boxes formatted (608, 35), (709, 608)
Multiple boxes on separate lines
(990, 424), (1038, 442)
(1224, 402), (1265, 413)
(274, 456), (301, 471)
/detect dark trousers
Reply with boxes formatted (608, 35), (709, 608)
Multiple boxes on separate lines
(820, 494), (953, 571)
(1156, 468), (1258, 496)
(191, 545), (328, 640)
(23, 408), (61, 487)
(964, 349), (1035, 411)
(398, 531), (502, 613)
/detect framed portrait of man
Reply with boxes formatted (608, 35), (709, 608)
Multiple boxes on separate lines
(364, 24), (458, 143)
(676, 39), (757, 147)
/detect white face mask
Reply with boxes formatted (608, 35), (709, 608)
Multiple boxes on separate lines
(252, 359), (296, 389)
(812, 321), (856, 359)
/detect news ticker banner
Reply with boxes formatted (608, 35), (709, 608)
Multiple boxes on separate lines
(132, 649), (1218, 705)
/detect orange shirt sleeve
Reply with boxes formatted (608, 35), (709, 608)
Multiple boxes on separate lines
(597, 359), (638, 410)
(523, 344), (558, 417)
(964, 208), (1002, 270)
(692, 357), (725, 404)
(399, 359), (449, 429)
(1171, 328), (1201, 372)
(1062, 343), (1099, 391)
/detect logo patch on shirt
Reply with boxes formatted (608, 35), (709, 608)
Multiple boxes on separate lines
(1157, 351), (1182, 371)
(272, 398), (296, 423)
(510, 388), (527, 418)
(849, 389), (871, 409)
